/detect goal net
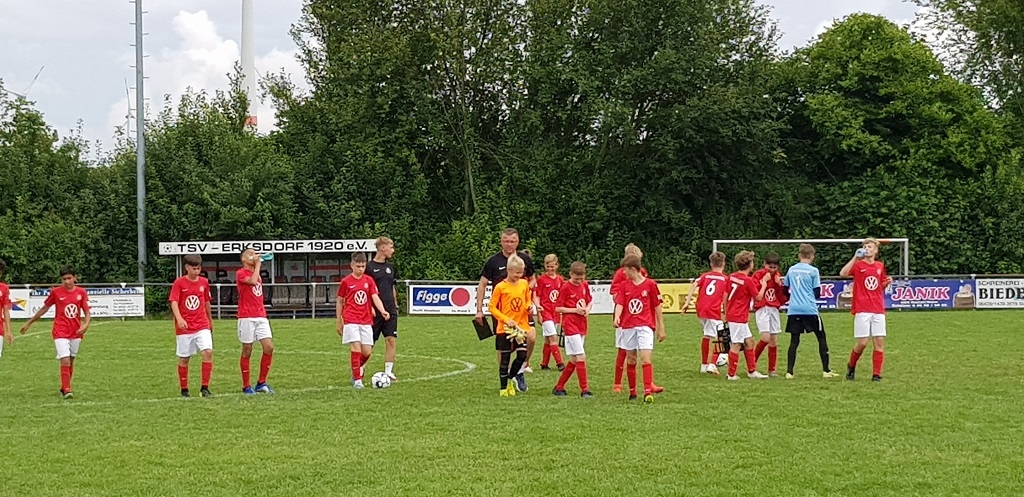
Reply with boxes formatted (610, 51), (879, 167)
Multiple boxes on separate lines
(711, 238), (910, 276)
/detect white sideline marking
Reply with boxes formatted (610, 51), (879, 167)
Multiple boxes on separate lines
(39, 352), (476, 407)
(11, 321), (111, 342)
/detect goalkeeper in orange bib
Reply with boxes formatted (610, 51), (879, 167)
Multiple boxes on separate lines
(489, 255), (534, 396)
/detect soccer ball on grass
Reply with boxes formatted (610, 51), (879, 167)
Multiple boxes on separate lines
(716, 353), (728, 367)
(371, 372), (392, 389)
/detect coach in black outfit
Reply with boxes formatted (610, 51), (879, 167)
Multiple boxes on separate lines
(475, 228), (538, 367)
(368, 237), (399, 380)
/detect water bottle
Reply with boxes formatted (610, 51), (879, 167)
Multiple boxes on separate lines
(855, 248), (867, 258)
(259, 252), (274, 262)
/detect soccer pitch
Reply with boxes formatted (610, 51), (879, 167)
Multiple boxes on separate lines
(0, 312), (1021, 496)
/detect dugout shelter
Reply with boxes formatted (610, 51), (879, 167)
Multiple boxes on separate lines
(159, 238), (376, 317)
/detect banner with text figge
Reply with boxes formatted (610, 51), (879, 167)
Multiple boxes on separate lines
(407, 283), (618, 315)
(974, 279), (1024, 308)
(18, 287), (146, 319)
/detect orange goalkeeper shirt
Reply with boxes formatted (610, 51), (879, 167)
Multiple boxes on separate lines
(488, 278), (532, 332)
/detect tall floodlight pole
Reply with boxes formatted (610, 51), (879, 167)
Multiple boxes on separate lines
(241, 0), (257, 128)
(134, 0), (147, 282)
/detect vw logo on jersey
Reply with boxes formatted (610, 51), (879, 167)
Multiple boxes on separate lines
(549, 290), (559, 303)
(253, 284), (263, 297)
(64, 304), (79, 319)
(510, 298), (523, 312)
(766, 288), (777, 301)
(628, 298), (644, 315)
(354, 290), (368, 305)
(865, 276), (879, 291)
(184, 295), (202, 311)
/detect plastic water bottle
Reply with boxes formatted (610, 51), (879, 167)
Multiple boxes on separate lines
(855, 248), (867, 258)
(259, 252), (274, 262)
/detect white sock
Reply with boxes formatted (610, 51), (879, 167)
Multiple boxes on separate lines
(385, 362), (394, 375)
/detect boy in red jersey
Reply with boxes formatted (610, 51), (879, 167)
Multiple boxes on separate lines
(682, 251), (729, 375)
(613, 254), (666, 403)
(839, 238), (893, 382)
(535, 254), (565, 371)
(337, 252), (391, 389)
(752, 252), (787, 377)
(236, 248), (274, 395)
(20, 266), (91, 399)
(724, 251), (770, 380)
(552, 261), (593, 397)
(610, 244), (664, 393)
(0, 259), (12, 359)
(169, 254), (215, 398)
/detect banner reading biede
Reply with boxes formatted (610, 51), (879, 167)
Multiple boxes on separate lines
(975, 279), (1024, 308)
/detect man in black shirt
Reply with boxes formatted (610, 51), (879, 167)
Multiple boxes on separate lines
(475, 228), (537, 376)
(368, 236), (399, 380)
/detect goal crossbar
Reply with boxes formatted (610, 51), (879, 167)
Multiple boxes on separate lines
(712, 238), (910, 276)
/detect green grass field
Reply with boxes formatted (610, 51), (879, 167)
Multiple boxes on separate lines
(1, 311), (1022, 496)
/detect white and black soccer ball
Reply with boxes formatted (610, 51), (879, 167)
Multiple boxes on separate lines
(716, 353), (728, 367)
(371, 372), (392, 389)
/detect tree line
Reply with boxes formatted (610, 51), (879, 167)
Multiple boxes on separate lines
(2, 0), (1023, 286)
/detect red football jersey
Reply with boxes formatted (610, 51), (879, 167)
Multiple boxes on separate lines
(610, 267), (648, 298)
(536, 274), (565, 323)
(557, 280), (592, 336)
(0, 282), (9, 336)
(615, 277), (662, 329)
(236, 268), (267, 319)
(694, 271), (728, 320)
(169, 276), (212, 334)
(751, 268), (787, 310)
(851, 260), (887, 314)
(44, 286), (89, 339)
(725, 272), (761, 324)
(338, 274), (379, 325)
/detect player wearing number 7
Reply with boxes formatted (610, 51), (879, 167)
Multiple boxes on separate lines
(169, 254), (215, 398)
(20, 266), (91, 399)
(724, 251), (770, 380)
(839, 238), (893, 382)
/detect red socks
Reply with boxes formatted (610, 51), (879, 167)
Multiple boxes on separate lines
(642, 363), (653, 394)
(551, 346), (563, 366)
(360, 353), (371, 367)
(258, 354), (272, 384)
(754, 339), (768, 362)
(201, 361), (213, 388)
(744, 349), (757, 374)
(555, 362), (576, 390)
(728, 351), (739, 377)
(542, 344), (551, 367)
(872, 350), (885, 376)
(849, 349), (863, 368)
(576, 361), (588, 391)
(768, 345), (778, 373)
(614, 349), (627, 385)
(700, 337), (710, 365)
(626, 363), (637, 395)
(350, 351), (363, 380)
(240, 356), (251, 388)
(178, 365), (189, 389)
(60, 365), (72, 392)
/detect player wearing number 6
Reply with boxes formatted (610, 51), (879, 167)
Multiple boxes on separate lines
(683, 251), (728, 375)
(169, 254), (215, 398)
(840, 238), (893, 382)
(20, 266), (91, 399)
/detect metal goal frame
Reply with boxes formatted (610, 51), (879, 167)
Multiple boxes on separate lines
(711, 238), (910, 276)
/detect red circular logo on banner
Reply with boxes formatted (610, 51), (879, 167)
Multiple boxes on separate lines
(451, 287), (471, 307)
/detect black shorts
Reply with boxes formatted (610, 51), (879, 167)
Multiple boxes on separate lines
(373, 313), (398, 342)
(493, 317), (527, 351)
(786, 315), (824, 334)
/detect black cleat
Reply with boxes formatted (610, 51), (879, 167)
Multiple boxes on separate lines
(846, 365), (856, 381)
(60, 389), (74, 400)
(557, 363), (566, 372)
(553, 388), (567, 396)
(200, 387), (213, 398)
(871, 375), (882, 382)
(580, 391), (593, 398)
(541, 365), (551, 371)
(181, 388), (190, 398)
(628, 394), (638, 401)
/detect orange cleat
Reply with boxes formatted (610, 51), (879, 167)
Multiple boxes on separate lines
(651, 384), (665, 394)
(612, 384), (623, 393)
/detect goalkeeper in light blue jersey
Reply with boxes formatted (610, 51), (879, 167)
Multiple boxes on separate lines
(781, 244), (838, 379)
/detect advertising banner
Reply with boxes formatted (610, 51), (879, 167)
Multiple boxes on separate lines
(975, 279), (1024, 308)
(22, 287), (146, 319)
(657, 283), (695, 314)
(9, 289), (31, 320)
(812, 279), (975, 311)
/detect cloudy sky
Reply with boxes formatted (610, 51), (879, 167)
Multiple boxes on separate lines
(0, 0), (921, 155)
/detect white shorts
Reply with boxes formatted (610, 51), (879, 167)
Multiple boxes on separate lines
(237, 318), (273, 344)
(342, 324), (374, 345)
(0, 338), (4, 358)
(699, 318), (723, 338)
(564, 334), (586, 356)
(620, 326), (654, 351)
(176, 330), (213, 358)
(728, 323), (752, 344)
(854, 313), (887, 338)
(615, 327), (627, 349)
(541, 320), (558, 337)
(54, 338), (82, 359)
(755, 307), (782, 334)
